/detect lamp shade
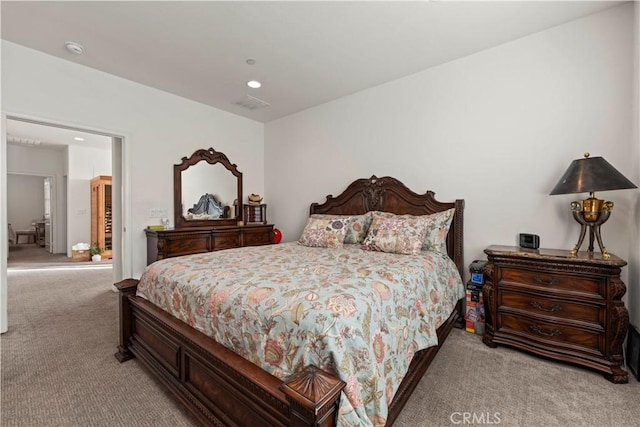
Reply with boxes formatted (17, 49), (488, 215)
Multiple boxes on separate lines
(550, 154), (637, 195)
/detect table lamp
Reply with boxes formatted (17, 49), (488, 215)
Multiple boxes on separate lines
(550, 153), (637, 259)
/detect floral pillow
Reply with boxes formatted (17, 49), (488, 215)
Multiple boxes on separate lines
(298, 217), (349, 248)
(310, 212), (373, 244)
(361, 214), (429, 255)
(367, 209), (455, 254)
(421, 208), (455, 254)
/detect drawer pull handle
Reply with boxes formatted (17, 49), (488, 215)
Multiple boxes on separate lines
(529, 324), (561, 337)
(533, 276), (557, 286)
(530, 302), (562, 312)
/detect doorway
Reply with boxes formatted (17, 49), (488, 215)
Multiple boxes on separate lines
(7, 172), (58, 266)
(1, 115), (128, 333)
(6, 119), (112, 258)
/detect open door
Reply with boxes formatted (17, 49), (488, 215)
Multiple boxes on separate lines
(43, 177), (53, 253)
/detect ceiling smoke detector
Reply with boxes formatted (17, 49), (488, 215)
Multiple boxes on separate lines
(234, 94), (271, 110)
(65, 41), (84, 54)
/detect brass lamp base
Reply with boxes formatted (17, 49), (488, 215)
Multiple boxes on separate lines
(569, 192), (613, 259)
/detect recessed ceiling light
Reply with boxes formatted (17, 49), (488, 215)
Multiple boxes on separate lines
(246, 59), (256, 65)
(247, 80), (262, 89)
(65, 41), (84, 55)
(73, 137), (85, 141)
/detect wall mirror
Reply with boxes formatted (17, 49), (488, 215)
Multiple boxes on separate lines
(174, 147), (242, 228)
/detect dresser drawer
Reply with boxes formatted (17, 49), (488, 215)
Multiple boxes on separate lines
(498, 314), (603, 354)
(213, 232), (240, 250)
(147, 225), (274, 263)
(500, 268), (602, 298)
(500, 291), (603, 326)
(243, 228), (272, 246)
(166, 236), (210, 256)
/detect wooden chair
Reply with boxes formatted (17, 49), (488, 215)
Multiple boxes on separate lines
(8, 223), (16, 245)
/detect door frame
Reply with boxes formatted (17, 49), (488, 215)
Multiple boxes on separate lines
(43, 175), (55, 252)
(0, 112), (132, 333)
(6, 171), (57, 251)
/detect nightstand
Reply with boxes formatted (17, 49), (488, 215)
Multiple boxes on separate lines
(482, 245), (628, 383)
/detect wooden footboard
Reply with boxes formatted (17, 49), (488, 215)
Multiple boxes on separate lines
(115, 279), (344, 426)
(115, 279), (463, 427)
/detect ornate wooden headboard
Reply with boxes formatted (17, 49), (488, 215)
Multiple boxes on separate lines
(309, 175), (465, 277)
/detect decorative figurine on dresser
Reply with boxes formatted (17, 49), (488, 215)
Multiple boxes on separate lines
(482, 245), (628, 383)
(145, 148), (274, 265)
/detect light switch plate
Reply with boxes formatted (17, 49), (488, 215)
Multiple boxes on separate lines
(149, 208), (168, 218)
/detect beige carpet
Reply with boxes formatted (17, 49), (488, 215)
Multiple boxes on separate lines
(7, 243), (112, 269)
(1, 266), (639, 427)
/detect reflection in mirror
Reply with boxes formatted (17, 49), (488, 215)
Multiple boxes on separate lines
(174, 147), (243, 228)
(182, 162), (236, 220)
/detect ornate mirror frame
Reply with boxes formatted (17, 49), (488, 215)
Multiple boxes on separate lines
(174, 147), (243, 228)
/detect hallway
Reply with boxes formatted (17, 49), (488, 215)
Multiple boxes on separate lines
(7, 243), (112, 270)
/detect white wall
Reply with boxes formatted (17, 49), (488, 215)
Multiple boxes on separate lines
(266, 5), (637, 291)
(1, 40), (264, 278)
(66, 145), (111, 253)
(6, 144), (65, 251)
(7, 174), (44, 231)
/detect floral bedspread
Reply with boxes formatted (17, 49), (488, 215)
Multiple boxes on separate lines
(136, 242), (464, 427)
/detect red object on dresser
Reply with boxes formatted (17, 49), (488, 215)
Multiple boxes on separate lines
(273, 227), (282, 243)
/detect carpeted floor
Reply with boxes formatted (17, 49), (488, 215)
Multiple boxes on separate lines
(1, 266), (639, 426)
(7, 243), (112, 270)
(1, 267), (194, 427)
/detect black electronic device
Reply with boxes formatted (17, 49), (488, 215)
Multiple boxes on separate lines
(519, 233), (540, 249)
(469, 260), (487, 285)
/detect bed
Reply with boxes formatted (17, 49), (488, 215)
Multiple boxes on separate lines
(115, 175), (465, 426)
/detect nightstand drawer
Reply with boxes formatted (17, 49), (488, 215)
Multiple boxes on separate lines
(501, 268), (602, 297)
(500, 291), (602, 326)
(499, 314), (603, 354)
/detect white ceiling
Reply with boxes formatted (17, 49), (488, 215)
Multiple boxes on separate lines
(1, 0), (625, 127)
(6, 119), (112, 151)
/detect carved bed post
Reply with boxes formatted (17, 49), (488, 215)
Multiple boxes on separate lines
(114, 279), (139, 362)
(280, 366), (346, 427)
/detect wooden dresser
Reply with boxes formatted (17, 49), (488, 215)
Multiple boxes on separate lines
(145, 224), (273, 265)
(482, 245), (628, 383)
